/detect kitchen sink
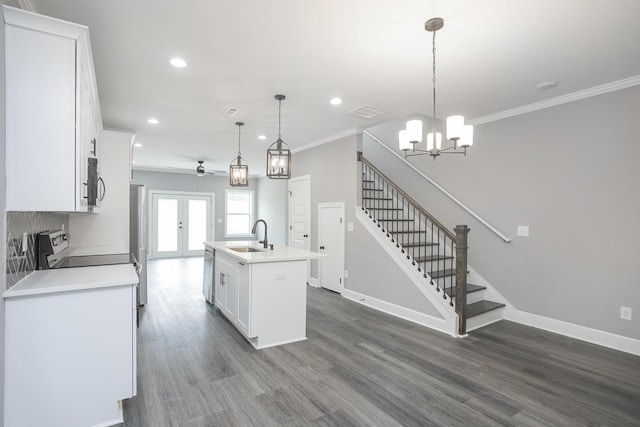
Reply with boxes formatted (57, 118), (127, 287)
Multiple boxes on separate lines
(228, 247), (263, 253)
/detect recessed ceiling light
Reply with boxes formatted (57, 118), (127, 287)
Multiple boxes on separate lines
(147, 118), (159, 124)
(258, 135), (267, 140)
(170, 57), (187, 68)
(133, 142), (143, 148)
(536, 81), (558, 90)
(330, 97), (343, 105)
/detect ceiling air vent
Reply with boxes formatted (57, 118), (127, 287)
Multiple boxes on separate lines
(347, 104), (388, 119)
(222, 107), (240, 118)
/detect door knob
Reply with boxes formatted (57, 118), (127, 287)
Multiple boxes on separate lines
(303, 234), (309, 238)
(319, 245), (325, 250)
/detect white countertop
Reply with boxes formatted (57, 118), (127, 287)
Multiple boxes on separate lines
(204, 241), (324, 264)
(4, 264), (139, 299)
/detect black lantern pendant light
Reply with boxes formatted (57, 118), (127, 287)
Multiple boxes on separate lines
(229, 122), (249, 187)
(266, 94), (291, 179)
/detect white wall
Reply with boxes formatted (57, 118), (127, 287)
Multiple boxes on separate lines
(365, 85), (640, 340)
(1, 5), (7, 420)
(256, 177), (287, 246)
(69, 129), (133, 255)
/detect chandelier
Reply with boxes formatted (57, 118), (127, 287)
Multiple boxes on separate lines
(229, 122), (249, 186)
(266, 94), (291, 179)
(399, 17), (473, 159)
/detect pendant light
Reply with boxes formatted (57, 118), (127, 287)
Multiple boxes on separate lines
(196, 160), (205, 176)
(266, 94), (291, 179)
(229, 122), (249, 187)
(398, 17), (474, 159)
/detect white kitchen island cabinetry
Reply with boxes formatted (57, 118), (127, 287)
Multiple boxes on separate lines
(3, 5), (102, 212)
(206, 241), (323, 349)
(3, 264), (138, 427)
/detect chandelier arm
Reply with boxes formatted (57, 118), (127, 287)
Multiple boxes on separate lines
(432, 26), (437, 138)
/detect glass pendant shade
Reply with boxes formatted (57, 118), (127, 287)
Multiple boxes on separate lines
(406, 120), (423, 144)
(266, 140), (291, 179)
(427, 132), (442, 151)
(458, 124), (474, 147)
(446, 115), (464, 140)
(398, 130), (411, 151)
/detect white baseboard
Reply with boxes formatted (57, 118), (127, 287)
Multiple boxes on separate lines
(505, 308), (640, 356)
(343, 288), (457, 337)
(308, 277), (320, 288)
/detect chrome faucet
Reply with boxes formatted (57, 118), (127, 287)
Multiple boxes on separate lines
(251, 219), (268, 249)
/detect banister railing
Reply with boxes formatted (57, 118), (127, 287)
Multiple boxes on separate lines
(363, 130), (511, 243)
(359, 154), (470, 334)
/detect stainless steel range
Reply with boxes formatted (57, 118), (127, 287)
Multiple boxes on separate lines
(36, 230), (143, 306)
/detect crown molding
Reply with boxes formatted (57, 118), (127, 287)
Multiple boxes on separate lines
(469, 75), (640, 126)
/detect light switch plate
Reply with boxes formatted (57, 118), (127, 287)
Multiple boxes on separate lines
(517, 226), (529, 237)
(347, 222), (354, 232)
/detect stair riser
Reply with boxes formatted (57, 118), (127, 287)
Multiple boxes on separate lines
(466, 306), (504, 332)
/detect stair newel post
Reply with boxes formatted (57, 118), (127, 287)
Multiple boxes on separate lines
(454, 225), (470, 335)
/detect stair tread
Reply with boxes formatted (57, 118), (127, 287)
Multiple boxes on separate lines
(429, 269), (456, 279)
(367, 207), (403, 211)
(414, 254), (454, 262)
(401, 242), (439, 247)
(466, 300), (505, 318)
(376, 219), (414, 222)
(444, 283), (486, 297)
(363, 198), (393, 201)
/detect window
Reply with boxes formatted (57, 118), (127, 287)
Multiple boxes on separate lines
(225, 189), (254, 236)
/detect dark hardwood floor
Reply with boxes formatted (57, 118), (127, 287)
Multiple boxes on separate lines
(122, 257), (640, 426)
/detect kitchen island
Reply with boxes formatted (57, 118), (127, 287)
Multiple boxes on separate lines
(204, 241), (323, 349)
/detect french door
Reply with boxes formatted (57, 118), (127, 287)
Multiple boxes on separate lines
(151, 192), (213, 258)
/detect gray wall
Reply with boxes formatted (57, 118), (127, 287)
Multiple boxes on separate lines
(365, 86), (640, 339)
(132, 170), (259, 243)
(256, 177), (287, 246)
(292, 134), (360, 280)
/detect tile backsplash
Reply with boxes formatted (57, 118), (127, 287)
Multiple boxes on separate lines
(5, 211), (69, 289)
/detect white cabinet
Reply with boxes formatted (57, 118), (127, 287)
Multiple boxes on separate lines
(214, 252), (240, 322)
(212, 249), (308, 349)
(4, 283), (136, 427)
(3, 5), (103, 212)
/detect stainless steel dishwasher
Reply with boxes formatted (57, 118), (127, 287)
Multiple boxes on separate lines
(203, 247), (215, 304)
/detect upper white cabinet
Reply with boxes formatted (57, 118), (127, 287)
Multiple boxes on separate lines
(3, 5), (103, 212)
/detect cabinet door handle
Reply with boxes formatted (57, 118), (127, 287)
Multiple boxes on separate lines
(90, 138), (97, 156)
(303, 234), (309, 238)
(319, 245), (325, 250)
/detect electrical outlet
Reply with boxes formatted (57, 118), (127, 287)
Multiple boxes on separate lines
(347, 222), (354, 232)
(274, 271), (286, 280)
(620, 306), (632, 321)
(344, 270), (349, 279)
(517, 226), (529, 237)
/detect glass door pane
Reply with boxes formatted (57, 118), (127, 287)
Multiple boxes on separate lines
(187, 199), (207, 252)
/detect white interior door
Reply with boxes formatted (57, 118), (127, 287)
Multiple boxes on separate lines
(288, 175), (311, 250)
(151, 193), (213, 258)
(318, 203), (345, 293)
(289, 175), (311, 285)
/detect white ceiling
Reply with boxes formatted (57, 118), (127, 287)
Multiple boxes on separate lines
(29, 0), (640, 175)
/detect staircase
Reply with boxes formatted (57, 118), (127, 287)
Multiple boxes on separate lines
(359, 154), (504, 335)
